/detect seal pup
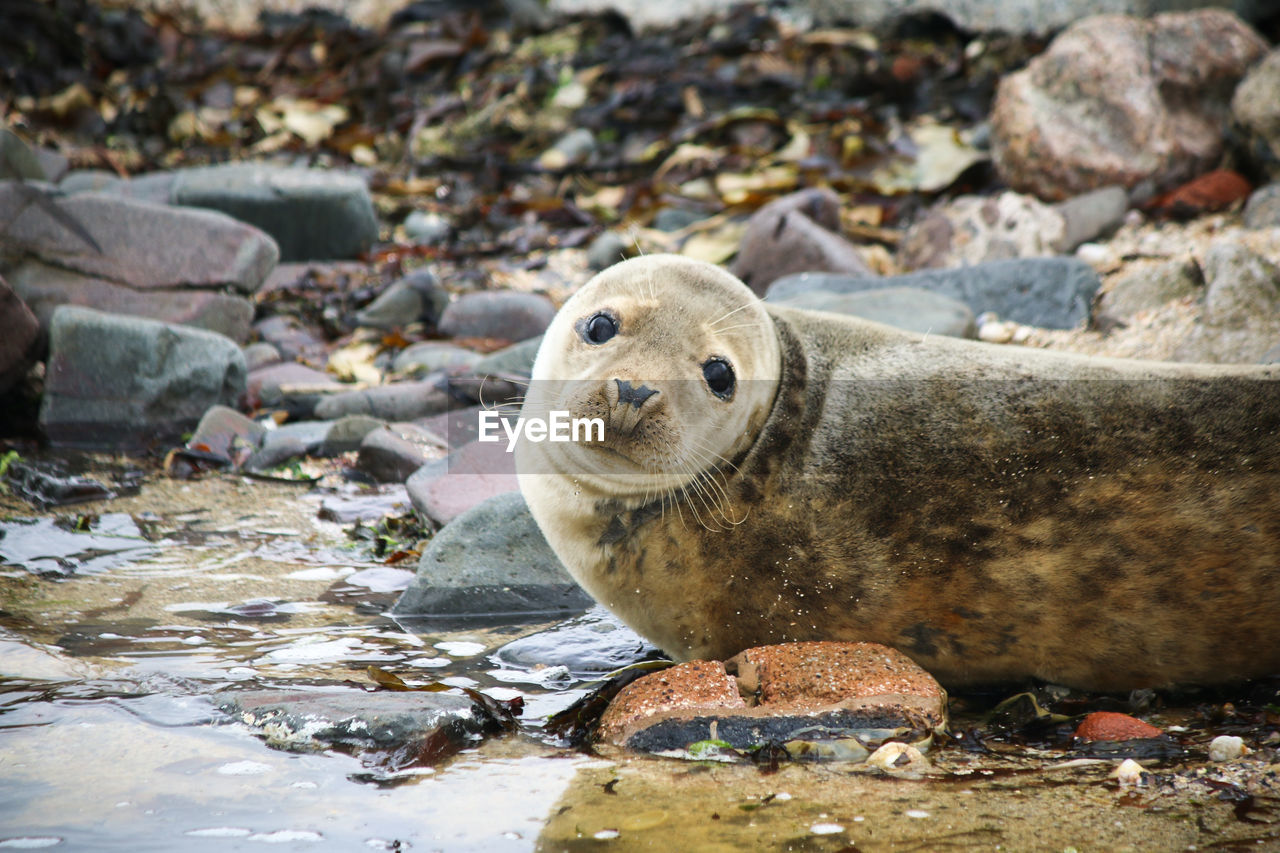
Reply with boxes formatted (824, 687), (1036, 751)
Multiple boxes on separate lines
(516, 255), (1280, 690)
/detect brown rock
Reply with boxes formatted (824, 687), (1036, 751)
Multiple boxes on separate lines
(991, 11), (1267, 201)
(0, 275), (39, 393)
(729, 641), (946, 710)
(1148, 170), (1253, 218)
(596, 660), (744, 745)
(1073, 711), (1163, 742)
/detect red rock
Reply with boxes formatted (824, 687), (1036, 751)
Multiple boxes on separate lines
(596, 660), (744, 744)
(1073, 711), (1164, 742)
(1148, 170), (1253, 217)
(729, 641), (946, 709)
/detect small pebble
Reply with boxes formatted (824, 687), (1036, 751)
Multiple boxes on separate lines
(1075, 242), (1111, 266)
(809, 823), (844, 835)
(866, 742), (931, 776)
(1209, 735), (1246, 762)
(978, 320), (1016, 344)
(905, 809), (930, 819)
(1111, 758), (1146, 786)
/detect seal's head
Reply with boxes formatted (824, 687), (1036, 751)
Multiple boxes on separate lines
(518, 255), (781, 509)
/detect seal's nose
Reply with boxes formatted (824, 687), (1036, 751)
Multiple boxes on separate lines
(615, 379), (658, 408)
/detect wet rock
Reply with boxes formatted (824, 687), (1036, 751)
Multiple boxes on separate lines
(392, 342), (482, 377)
(0, 275), (39, 394)
(1232, 47), (1280, 180)
(357, 422), (446, 483)
(391, 491), (591, 619)
(0, 184), (278, 293)
(188, 405), (267, 462)
(492, 606), (655, 677)
(246, 362), (340, 414)
(766, 258), (1099, 330)
(898, 191), (1066, 271)
(220, 687), (496, 757)
(8, 260), (255, 342)
(731, 188), (875, 296)
(354, 269), (449, 330)
(252, 315), (328, 364)
(1073, 711), (1164, 742)
(1209, 735), (1246, 761)
(1096, 257), (1203, 322)
(772, 286), (975, 338)
(586, 231), (630, 271)
(1243, 183), (1280, 229)
(242, 341), (282, 372)
(313, 380), (453, 422)
(991, 11), (1267, 201)
(1201, 240), (1280, 325)
(403, 209), (452, 245)
(469, 336), (543, 378)
(40, 306), (246, 450)
(321, 414), (388, 454)
(1053, 186), (1129, 252)
(598, 641), (947, 755)
(170, 163), (379, 262)
(406, 437), (519, 526)
(865, 742), (931, 777)
(437, 291), (557, 343)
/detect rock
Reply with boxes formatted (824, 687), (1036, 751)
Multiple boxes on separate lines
(1243, 182), (1280, 229)
(32, 148), (69, 184)
(492, 606), (655, 677)
(392, 342), (482, 377)
(357, 423), (446, 483)
(538, 128), (596, 170)
(1202, 240), (1280, 325)
(84, 171), (177, 205)
(39, 306), (246, 450)
(246, 362), (341, 414)
(0, 128), (49, 181)
(1149, 169), (1253, 217)
(170, 163), (379, 262)
(391, 491), (591, 619)
(321, 414), (388, 454)
(417, 404), (492, 450)
(437, 291), (557, 342)
(766, 258), (1099, 330)
(898, 191), (1066, 271)
(8, 261), (254, 342)
(242, 341), (282, 372)
(252, 315), (328, 364)
(586, 231), (630, 271)
(0, 184), (278, 293)
(187, 405), (267, 462)
(773, 286), (975, 338)
(1208, 735), (1247, 762)
(313, 380), (453, 422)
(1073, 711), (1164, 742)
(406, 437), (519, 526)
(0, 276), (40, 394)
(1232, 46), (1280, 180)
(1053, 186), (1129, 252)
(991, 11), (1267, 201)
(597, 641), (947, 755)
(244, 433), (308, 472)
(403, 210), (452, 245)
(1096, 257), (1203, 322)
(865, 742), (931, 777)
(354, 269), (449, 330)
(652, 207), (704, 232)
(58, 169), (121, 194)
(219, 687), (498, 757)
(469, 336), (543, 378)
(731, 188), (875, 296)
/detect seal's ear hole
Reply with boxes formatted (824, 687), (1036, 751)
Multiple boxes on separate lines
(702, 358), (735, 399)
(582, 312), (618, 345)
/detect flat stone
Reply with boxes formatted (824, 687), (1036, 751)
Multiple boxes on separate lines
(188, 405), (267, 462)
(313, 380), (453, 422)
(991, 11), (1267, 201)
(392, 342), (482, 377)
(39, 306), (246, 450)
(355, 269), (449, 330)
(0, 275), (39, 393)
(357, 422), (446, 483)
(406, 438), (519, 526)
(731, 187), (875, 295)
(766, 258), (1099, 330)
(1097, 257), (1203, 322)
(898, 191), (1066, 271)
(772, 286), (975, 338)
(437, 291), (557, 343)
(7, 260), (254, 342)
(391, 491), (591, 619)
(0, 183), (278, 293)
(171, 164), (379, 262)
(246, 362), (341, 414)
(1243, 183), (1280, 229)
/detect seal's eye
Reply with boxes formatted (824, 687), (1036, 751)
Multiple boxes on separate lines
(702, 358), (735, 399)
(584, 313), (617, 345)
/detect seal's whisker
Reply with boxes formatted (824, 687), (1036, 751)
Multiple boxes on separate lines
(707, 300), (758, 329)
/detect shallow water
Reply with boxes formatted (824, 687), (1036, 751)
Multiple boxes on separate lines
(1, 464), (1277, 851)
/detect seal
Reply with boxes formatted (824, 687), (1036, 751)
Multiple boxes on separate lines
(516, 254), (1280, 690)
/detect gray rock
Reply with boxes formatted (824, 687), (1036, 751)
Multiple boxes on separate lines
(1260, 343), (1280, 363)
(254, 420), (334, 463)
(492, 606), (654, 677)
(586, 231), (630, 271)
(58, 169), (121, 194)
(393, 492), (589, 618)
(1053, 186), (1129, 251)
(406, 437), (519, 526)
(0, 128), (48, 181)
(538, 128), (596, 170)
(898, 191), (1067, 271)
(652, 207), (704, 232)
(991, 11), (1267, 201)
(403, 210), (453, 245)
(242, 341), (282, 372)
(731, 187), (874, 296)
(322, 414), (388, 454)
(32, 148), (69, 184)
(767, 258), (1100, 330)
(437, 291), (556, 342)
(357, 423), (446, 483)
(244, 434), (308, 472)
(354, 269), (448, 330)
(774, 286), (976, 338)
(8, 260), (254, 342)
(188, 405), (267, 461)
(392, 342), (482, 376)
(39, 306), (246, 450)
(171, 164), (379, 262)
(246, 362), (341, 418)
(219, 687), (495, 754)
(417, 404), (491, 451)
(0, 275), (39, 393)
(1201, 240), (1280, 324)
(469, 336), (543, 378)
(252, 315), (328, 364)
(1232, 47), (1280, 180)
(0, 184), (278, 294)
(1243, 183), (1280, 229)
(1097, 258), (1203, 322)
(87, 171), (177, 205)
(313, 381), (452, 422)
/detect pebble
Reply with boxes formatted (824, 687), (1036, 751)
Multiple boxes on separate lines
(391, 342), (482, 377)
(538, 128), (596, 170)
(354, 269), (449, 330)
(356, 422), (446, 483)
(1111, 758), (1147, 787)
(1073, 711), (1164, 742)
(1243, 182), (1280, 229)
(865, 743), (931, 777)
(403, 210), (452, 245)
(1208, 735), (1246, 762)
(437, 291), (557, 343)
(586, 230), (631, 271)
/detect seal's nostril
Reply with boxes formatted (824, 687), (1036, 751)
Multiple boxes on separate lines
(615, 379), (658, 408)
